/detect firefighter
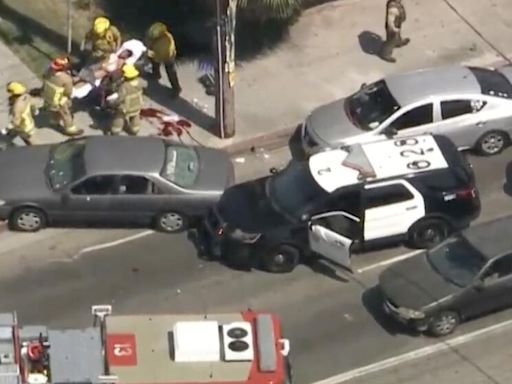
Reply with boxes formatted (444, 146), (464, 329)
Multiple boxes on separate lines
(42, 56), (84, 137)
(4, 82), (38, 146)
(145, 22), (182, 97)
(81, 16), (122, 62)
(108, 64), (144, 136)
(380, 0), (410, 63)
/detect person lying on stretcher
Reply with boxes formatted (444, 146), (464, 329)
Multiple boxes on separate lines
(72, 39), (147, 100)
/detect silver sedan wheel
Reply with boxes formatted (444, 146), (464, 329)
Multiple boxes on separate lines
(159, 212), (184, 232)
(481, 133), (505, 155)
(17, 212), (42, 231)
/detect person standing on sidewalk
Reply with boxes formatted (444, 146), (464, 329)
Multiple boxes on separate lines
(81, 17), (122, 63)
(107, 64), (144, 136)
(379, 0), (410, 63)
(4, 82), (38, 145)
(145, 22), (182, 97)
(42, 56), (84, 137)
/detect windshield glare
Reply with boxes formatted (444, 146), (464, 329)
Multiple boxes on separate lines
(47, 139), (86, 190)
(345, 80), (400, 130)
(427, 236), (486, 287)
(161, 145), (199, 188)
(267, 161), (328, 220)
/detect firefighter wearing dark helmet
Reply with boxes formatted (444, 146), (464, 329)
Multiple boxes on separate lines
(380, 0), (410, 63)
(108, 64), (144, 136)
(42, 56), (84, 137)
(145, 22), (182, 97)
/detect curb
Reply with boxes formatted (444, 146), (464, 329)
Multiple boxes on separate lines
(223, 57), (512, 157)
(224, 124), (298, 156)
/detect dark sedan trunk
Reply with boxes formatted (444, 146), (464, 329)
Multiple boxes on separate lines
(379, 253), (461, 310)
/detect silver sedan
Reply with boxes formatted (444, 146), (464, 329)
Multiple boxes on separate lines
(302, 65), (512, 156)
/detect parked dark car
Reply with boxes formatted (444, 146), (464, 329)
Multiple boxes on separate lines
(0, 136), (234, 233)
(379, 215), (512, 337)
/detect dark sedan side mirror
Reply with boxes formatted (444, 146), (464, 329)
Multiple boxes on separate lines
(61, 191), (71, 204)
(385, 127), (398, 137)
(473, 279), (484, 291)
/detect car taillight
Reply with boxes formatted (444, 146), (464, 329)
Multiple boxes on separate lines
(456, 187), (477, 199)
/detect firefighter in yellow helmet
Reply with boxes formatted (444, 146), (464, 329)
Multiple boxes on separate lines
(4, 82), (38, 146)
(81, 16), (122, 62)
(42, 56), (84, 137)
(108, 64), (144, 136)
(145, 22), (182, 97)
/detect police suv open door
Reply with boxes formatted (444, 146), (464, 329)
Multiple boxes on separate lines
(308, 211), (360, 271)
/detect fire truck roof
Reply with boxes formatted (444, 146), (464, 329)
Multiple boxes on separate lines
(104, 312), (285, 384)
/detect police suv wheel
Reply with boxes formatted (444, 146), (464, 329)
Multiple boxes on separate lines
(428, 311), (460, 337)
(10, 207), (47, 232)
(155, 211), (188, 233)
(262, 245), (300, 274)
(409, 219), (449, 249)
(476, 130), (508, 156)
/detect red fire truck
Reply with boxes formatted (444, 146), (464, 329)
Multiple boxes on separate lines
(0, 305), (292, 384)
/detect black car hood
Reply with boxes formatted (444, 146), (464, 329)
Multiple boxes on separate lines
(193, 147), (234, 193)
(379, 253), (461, 310)
(217, 177), (290, 233)
(0, 146), (52, 199)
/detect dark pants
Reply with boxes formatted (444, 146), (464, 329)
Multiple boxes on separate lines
(151, 59), (182, 92)
(380, 29), (409, 59)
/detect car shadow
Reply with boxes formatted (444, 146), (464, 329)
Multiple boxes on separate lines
(361, 285), (422, 337)
(503, 161), (512, 196)
(358, 31), (383, 56)
(303, 258), (350, 283)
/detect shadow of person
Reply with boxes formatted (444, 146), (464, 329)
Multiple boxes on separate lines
(288, 124), (307, 161)
(358, 31), (384, 56)
(145, 80), (217, 136)
(361, 285), (421, 337)
(503, 161), (512, 196)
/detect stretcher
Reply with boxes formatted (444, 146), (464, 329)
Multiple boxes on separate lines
(72, 39), (147, 100)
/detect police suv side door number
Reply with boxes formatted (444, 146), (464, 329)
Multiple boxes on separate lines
(317, 167), (331, 176)
(394, 138), (434, 170)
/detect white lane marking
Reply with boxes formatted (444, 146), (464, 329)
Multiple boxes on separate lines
(356, 250), (421, 273)
(310, 317), (512, 384)
(54, 230), (154, 263)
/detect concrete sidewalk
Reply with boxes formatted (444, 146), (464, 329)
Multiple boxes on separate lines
(1, 0), (511, 153)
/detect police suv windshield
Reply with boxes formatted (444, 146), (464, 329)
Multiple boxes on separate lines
(267, 160), (328, 221)
(47, 139), (86, 190)
(345, 80), (400, 130)
(427, 236), (487, 287)
(161, 145), (199, 188)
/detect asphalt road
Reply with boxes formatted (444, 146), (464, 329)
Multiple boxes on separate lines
(0, 147), (511, 384)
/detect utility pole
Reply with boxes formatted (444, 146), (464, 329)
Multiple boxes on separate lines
(214, 0), (236, 139)
(66, 0), (73, 54)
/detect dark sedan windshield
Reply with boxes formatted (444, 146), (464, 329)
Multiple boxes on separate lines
(427, 236), (487, 287)
(267, 161), (328, 220)
(47, 139), (86, 190)
(345, 80), (400, 130)
(161, 145), (199, 188)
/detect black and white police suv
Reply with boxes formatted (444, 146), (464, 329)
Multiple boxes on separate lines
(200, 134), (481, 273)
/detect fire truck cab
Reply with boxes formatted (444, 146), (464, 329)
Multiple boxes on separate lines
(0, 306), (292, 384)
